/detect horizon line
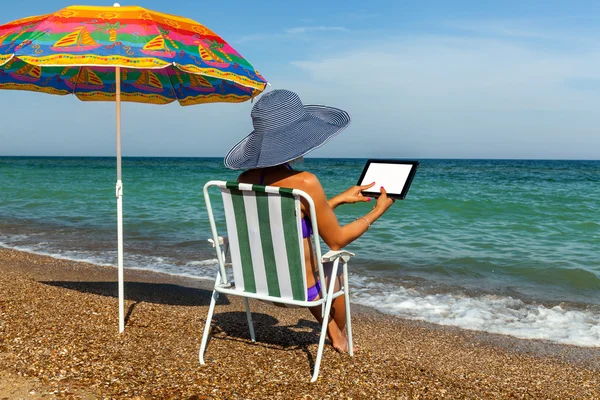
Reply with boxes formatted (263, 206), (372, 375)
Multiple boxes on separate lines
(0, 155), (598, 162)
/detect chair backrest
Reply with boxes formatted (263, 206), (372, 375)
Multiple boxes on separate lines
(203, 181), (325, 304)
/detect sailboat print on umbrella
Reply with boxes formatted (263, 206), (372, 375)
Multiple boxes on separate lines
(66, 67), (104, 90)
(187, 74), (215, 93)
(131, 70), (164, 93)
(197, 41), (231, 68)
(9, 63), (41, 82)
(141, 35), (176, 58)
(51, 27), (101, 52)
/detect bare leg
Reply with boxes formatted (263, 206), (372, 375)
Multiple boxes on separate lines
(329, 276), (347, 332)
(309, 299), (349, 353)
(308, 270), (349, 352)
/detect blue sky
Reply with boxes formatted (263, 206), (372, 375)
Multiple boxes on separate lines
(1, 0), (599, 159)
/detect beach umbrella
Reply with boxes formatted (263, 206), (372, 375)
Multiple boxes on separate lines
(0, 4), (267, 332)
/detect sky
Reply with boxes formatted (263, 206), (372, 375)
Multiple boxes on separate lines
(1, 0), (599, 159)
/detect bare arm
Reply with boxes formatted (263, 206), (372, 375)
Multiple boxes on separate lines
(327, 195), (345, 210)
(302, 174), (393, 250)
(327, 182), (375, 210)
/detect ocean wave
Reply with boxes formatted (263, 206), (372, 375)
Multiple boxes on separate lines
(0, 240), (220, 282)
(0, 241), (114, 267)
(3, 239), (600, 347)
(351, 276), (600, 347)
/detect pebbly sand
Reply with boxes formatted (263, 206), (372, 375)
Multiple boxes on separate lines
(0, 248), (599, 399)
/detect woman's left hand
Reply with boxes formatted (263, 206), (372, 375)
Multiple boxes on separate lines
(338, 182), (376, 204)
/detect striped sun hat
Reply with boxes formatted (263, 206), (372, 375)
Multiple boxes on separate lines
(224, 89), (351, 170)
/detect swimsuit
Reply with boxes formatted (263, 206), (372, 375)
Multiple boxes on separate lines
(306, 279), (322, 301)
(258, 164), (318, 301)
(300, 216), (313, 239)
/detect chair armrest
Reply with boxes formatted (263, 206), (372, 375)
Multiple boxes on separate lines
(207, 236), (228, 247)
(322, 250), (355, 263)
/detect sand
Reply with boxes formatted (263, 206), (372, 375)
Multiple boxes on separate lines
(0, 248), (599, 399)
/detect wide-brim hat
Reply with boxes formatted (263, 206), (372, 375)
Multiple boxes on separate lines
(224, 89), (351, 170)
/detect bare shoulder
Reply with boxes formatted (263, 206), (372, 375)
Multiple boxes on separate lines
(292, 170), (318, 185)
(290, 171), (324, 194)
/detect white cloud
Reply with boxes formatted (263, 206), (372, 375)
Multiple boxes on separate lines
(292, 36), (600, 110)
(3, 18), (599, 159)
(279, 33), (600, 159)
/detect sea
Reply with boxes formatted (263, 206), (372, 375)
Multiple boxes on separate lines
(1, 157), (599, 346)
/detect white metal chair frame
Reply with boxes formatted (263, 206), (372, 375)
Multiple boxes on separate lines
(199, 180), (354, 382)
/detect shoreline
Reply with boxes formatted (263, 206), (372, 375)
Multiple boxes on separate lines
(1, 248), (599, 398)
(4, 242), (600, 348)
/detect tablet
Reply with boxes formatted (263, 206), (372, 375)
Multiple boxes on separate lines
(357, 160), (419, 200)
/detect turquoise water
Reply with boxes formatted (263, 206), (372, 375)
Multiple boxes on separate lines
(1, 157), (599, 345)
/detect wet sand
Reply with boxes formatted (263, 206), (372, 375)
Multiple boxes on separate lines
(0, 248), (598, 399)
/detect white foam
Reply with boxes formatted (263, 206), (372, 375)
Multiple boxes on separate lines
(188, 259), (219, 267)
(0, 241), (220, 281)
(4, 239), (599, 347)
(126, 258), (219, 281)
(0, 241), (114, 267)
(351, 277), (600, 347)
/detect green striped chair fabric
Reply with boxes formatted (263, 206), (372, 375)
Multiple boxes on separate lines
(200, 180), (354, 382)
(221, 182), (308, 303)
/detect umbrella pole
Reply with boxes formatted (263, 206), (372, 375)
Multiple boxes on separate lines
(116, 66), (125, 333)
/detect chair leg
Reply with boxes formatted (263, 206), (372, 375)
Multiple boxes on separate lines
(199, 289), (219, 365)
(244, 297), (255, 343)
(343, 261), (353, 357)
(312, 295), (333, 382)
(311, 259), (340, 382)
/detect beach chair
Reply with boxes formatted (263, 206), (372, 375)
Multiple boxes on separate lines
(199, 181), (354, 382)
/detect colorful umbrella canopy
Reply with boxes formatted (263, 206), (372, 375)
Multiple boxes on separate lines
(0, 4), (267, 333)
(0, 5), (267, 104)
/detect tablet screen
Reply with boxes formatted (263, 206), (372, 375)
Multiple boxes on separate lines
(357, 160), (419, 200)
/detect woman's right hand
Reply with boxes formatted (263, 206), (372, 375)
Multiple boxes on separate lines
(375, 186), (395, 213)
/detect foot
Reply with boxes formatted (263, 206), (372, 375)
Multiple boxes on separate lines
(330, 329), (355, 353)
(331, 336), (349, 353)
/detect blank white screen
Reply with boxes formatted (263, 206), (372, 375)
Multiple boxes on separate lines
(359, 163), (413, 195)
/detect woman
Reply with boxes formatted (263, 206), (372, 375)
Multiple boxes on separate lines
(224, 89), (394, 352)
